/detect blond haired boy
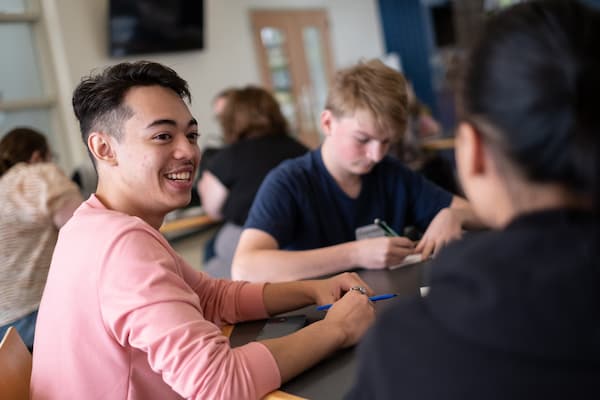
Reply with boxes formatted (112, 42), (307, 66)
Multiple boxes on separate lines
(233, 59), (480, 282)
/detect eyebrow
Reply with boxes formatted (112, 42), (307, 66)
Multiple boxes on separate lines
(146, 118), (198, 129)
(354, 130), (375, 138)
(355, 130), (391, 142)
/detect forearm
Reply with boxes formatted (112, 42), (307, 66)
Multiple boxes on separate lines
(199, 195), (224, 220)
(449, 196), (486, 230)
(452, 207), (485, 230)
(262, 281), (317, 315)
(260, 320), (345, 383)
(232, 242), (360, 282)
(195, 279), (269, 324)
(203, 205), (224, 220)
(197, 171), (227, 220)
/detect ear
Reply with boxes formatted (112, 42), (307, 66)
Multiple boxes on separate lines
(455, 122), (486, 178)
(88, 132), (117, 166)
(320, 110), (334, 136)
(28, 150), (45, 164)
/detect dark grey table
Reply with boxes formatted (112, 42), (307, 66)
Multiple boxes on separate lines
(230, 261), (430, 400)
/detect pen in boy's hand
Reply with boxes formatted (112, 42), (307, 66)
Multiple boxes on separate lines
(316, 293), (398, 311)
(374, 218), (400, 237)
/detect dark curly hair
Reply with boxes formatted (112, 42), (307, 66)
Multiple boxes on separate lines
(0, 127), (49, 176)
(72, 61), (191, 162)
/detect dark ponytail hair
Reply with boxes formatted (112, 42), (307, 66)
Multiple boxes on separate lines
(0, 127), (49, 177)
(460, 0), (600, 207)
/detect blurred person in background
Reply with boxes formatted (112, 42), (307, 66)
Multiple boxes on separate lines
(0, 127), (82, 350)
(198, 86), (307, 278)
(195, 88), (235, 262)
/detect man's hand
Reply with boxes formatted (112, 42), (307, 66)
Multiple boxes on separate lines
(416, 207), (463, 259)
(355, 237), (416, 269)
(260, 280), (376, 382)
(309, 272), (374, 305)
(322, 289), (376, 348)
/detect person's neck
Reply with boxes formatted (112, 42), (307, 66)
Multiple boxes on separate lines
(498, 182), (588, 227)
(95, 185), (164, 230)
(320, 142), (362, 198)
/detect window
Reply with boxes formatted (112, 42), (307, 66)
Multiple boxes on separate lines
(250, 9), (335, 148)
(0, 0), (70, 167)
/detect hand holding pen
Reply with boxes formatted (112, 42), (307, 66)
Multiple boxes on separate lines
(317, 293), (398, 311)
(354, 219), (416, 269)
(320, 285), (376, 348)
(374, 218), (400, 237)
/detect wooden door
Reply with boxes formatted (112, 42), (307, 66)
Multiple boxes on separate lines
(250, 9), (335, 148)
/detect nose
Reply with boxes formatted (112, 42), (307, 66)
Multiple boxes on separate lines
(367, 142), (386, 163)
(173, 135), (199, 161)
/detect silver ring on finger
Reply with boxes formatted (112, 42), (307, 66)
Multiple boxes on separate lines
(350, 286), (367, 295)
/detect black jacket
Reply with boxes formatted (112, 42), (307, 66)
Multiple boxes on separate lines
(346, 209), (599, 399)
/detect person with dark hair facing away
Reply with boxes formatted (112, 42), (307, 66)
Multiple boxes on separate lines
(197, 86), (307, 278)
(0, 127), (82, 350)
(30, 61), (375, 400)
(346, 1), (599, 398)
(233, 59), (482, 282)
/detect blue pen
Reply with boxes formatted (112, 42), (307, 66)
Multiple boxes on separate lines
(316, 293), (398, 311)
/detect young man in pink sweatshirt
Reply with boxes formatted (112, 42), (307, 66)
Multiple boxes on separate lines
(30, 61), (375, 400)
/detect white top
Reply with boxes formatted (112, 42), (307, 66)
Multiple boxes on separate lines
(0, 162), (80, 325)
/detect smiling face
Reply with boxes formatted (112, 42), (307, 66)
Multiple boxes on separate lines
(91, 85), (201, 228)
(321, 108), (393, 180)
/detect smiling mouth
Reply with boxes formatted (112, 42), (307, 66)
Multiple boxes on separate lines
(165, 172), (192, 181)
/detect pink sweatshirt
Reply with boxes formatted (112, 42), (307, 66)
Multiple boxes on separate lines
(31, 195), (280, 399)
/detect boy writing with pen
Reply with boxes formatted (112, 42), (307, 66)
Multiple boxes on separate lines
(233, 59), (483, 282)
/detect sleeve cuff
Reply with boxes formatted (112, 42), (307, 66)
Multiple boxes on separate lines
(238, 282), (270, 320)
(237, 341), (281, 398)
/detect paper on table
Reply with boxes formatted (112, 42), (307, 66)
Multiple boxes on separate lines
(388, 253), (423, 270)
(355, 223), (387, 240)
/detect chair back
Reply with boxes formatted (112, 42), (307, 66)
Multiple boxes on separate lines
(0, 327), (32, 400)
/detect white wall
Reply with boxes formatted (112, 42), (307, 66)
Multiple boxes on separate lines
(48, 0), (385, 167)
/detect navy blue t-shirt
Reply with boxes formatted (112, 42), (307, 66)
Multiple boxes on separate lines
(245, 148), (453, 250)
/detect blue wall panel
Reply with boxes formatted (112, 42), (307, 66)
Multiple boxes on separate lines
(377, 0), (437, 116)
(583, 0), (600, 8)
